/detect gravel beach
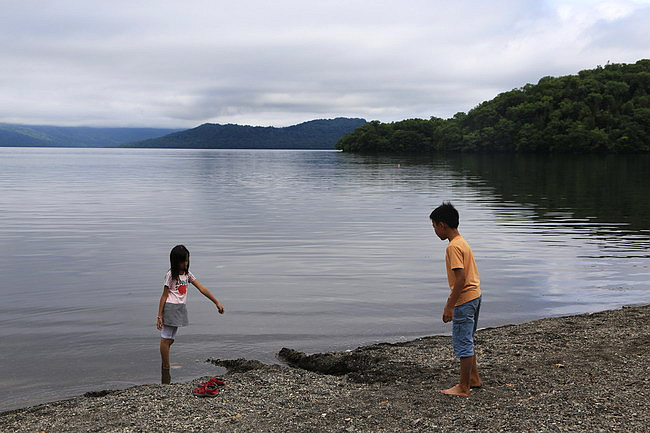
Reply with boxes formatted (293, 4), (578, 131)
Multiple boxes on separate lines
(2, 304), (649, 432)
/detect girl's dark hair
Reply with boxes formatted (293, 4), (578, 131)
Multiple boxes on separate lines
(170, 245), (190, 282)
(429, 202), (459, 229)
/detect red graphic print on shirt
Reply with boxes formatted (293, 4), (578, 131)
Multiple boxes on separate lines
(178, 281), (187, 295)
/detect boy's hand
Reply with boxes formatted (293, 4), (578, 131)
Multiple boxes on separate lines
(442, 305), (454, 323)
(216, 301), (225, 314)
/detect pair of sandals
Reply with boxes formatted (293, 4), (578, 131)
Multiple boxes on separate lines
(192, 377), (226, 398)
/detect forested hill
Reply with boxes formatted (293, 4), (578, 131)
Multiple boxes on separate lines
(125, 118), (366, 149)
(337, 59), (650, 153)
(0, 124), (181, 147)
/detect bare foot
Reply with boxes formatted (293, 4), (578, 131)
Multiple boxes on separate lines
(470, 381), (483, 389)
(440, 385), (470, 397)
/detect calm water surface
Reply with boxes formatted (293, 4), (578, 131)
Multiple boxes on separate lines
(0, 148), (648, 411)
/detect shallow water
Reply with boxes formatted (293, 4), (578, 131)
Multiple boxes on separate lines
(0, 148), (648, 411)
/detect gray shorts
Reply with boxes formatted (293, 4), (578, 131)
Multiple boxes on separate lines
(452, 296), (481, 358)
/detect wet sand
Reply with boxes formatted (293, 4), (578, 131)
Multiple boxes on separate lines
(2, 304), (649, 432)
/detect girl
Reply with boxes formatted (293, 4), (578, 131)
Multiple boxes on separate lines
(156, 245), (225, 383)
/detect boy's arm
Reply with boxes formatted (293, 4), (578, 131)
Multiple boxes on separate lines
(442, 267), (466, 323)
(191, 279), (225, 314)
(157, 286), (170, 329)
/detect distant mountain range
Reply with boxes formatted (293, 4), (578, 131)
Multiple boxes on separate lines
(0, 123), (182, 147)
(124, 118), (367, 149)
(0, 117), (367, 149)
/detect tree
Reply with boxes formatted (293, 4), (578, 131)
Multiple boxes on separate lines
(337, 59), (650, 154)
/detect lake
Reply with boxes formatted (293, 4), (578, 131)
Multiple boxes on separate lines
(0, 148), (648, 411)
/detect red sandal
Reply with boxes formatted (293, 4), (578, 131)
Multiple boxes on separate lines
(200, 377), (225, 387)
(192, 384), (219, 397)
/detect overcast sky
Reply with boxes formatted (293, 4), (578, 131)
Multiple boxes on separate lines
(1, 0), (649, 128)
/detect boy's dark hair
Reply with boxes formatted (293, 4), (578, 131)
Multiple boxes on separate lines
(170, 244), (190, 281)
(429, 202), (459, 229)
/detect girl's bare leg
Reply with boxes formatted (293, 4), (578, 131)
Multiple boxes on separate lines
(161, 366), (171, 385)
(160, 338), (174, 384)
(160, 338), (174, 368)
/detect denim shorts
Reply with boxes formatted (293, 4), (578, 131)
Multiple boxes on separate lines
(161, 325), (178, 340)
(452, 296), (481, 358)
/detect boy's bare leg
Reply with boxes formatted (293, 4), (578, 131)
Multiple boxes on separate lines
(441, 356), (473, 396)
(470, 355), (482, 388)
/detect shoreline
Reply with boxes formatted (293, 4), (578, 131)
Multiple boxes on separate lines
(2, 304), (649, 432)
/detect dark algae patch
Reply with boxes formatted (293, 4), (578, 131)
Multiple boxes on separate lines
(207, 358), (267, 373)
(2, 304), (649, 432)
(278, 343), (446, 385)
(82, 390), (118, 398)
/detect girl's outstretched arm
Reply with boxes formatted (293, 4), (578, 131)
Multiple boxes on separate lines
(191, 279), (225, 314)
(157, 286), (170, 329)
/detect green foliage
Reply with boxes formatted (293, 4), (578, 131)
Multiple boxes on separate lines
(337, 59), (650, 153)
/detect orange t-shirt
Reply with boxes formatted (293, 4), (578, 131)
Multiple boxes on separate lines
(445, 235), (481, 306)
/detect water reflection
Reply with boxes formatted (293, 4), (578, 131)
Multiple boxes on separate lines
(320, 151), (650, 318)
(447, 153), (650, 239)
(349, 153), (650, 257)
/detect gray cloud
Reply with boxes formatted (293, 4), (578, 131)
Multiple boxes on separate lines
(1, 0), (648, 127)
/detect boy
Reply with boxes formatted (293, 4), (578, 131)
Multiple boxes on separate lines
(430, 202), (482, 396)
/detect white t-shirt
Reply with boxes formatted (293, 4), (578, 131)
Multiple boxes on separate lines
(164, 270), (196, 304)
